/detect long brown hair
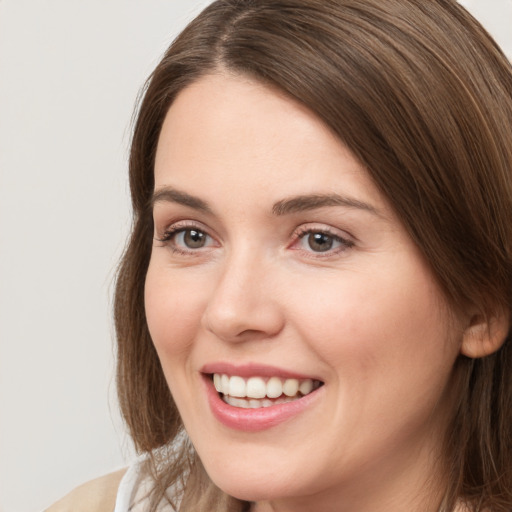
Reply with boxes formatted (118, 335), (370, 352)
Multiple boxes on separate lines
(114, 1), (512, 510)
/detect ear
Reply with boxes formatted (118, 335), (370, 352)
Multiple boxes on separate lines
(460, 310), (510, 358)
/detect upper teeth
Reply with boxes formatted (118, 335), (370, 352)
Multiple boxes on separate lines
(213, 374), (317, 399)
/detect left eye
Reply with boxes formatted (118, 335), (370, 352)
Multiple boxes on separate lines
(297, 231), (348, 253)
(174, 228), (211, 249)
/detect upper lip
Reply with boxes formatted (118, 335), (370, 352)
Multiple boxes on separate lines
(200, 362), (321, 381)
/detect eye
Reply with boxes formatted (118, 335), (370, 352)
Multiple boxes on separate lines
(175, 228), (209, 249)
(292, 227), (354, 255)
(156, 224), (217, 254)
(303, 232), (336, 252)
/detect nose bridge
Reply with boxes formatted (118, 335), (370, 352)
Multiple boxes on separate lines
(202, 244), (283, 342)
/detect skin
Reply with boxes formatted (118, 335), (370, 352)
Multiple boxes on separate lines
(145, 73), (469, 512)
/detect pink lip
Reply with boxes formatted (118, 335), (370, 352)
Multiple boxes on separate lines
(201, 372), (323, 432)
(201, 362), (317, 380)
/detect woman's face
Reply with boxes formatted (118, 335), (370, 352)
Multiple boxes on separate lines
(145, 74), (464, 511)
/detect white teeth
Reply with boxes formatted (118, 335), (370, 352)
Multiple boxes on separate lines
(283, 378), (299, 397)
(225, 396), (249, 408)
(213, 374), (222, 392)
(299, 379), (314, 395)
(224, 394), (300, 409)
(266, 377), (283, 398)
(213, 374), (320, 404)
(274, 396), (297, 405)
(246, 377), (266, 399)
(228, 376), (246, 397)
(221, 374), (230, 395)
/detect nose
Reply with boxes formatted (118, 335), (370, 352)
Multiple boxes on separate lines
(201, 250), (285, 343)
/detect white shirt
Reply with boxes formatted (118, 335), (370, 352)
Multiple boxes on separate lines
(114, 459), (176, 512)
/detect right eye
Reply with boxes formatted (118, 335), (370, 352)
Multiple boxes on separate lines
(157, 225), (217, 254)
(173, 228), (209, 249)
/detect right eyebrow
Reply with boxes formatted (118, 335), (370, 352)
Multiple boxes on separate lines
(151, 186), (213, 214)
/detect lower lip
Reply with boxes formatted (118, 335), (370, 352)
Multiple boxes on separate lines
(203, 375), (322, 432)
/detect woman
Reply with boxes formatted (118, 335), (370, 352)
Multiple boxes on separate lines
(48, 1), (512, 511)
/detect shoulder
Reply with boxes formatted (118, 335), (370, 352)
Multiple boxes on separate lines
(45, 468), (127, 512)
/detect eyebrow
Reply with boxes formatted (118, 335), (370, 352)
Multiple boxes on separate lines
(151, 186), (213, 213)
(272, 193), (381, 217)
(151, 186), (381, 218)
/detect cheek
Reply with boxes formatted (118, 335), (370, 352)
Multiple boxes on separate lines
(285, 264), (461, 467)
(289, 259), (460, 399)
(144, 264), (205, 361)
(144, 264), (210, 424)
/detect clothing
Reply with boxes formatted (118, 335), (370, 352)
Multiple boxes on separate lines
(45, 460), (175, 512)
(114, 460), (175, 512)
(45, 469), (126, 512)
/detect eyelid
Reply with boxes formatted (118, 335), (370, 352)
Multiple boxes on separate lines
(154, 219), (219, 254)
(155, 219), (210, 240)
(289, 223), (355, 256)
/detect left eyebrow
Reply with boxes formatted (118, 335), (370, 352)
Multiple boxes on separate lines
(272, 193), (382, 217)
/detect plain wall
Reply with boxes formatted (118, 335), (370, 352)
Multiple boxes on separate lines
(0, 1), (510, 511)
(0, 2), (211, 511)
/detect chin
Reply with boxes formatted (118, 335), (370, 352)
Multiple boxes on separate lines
(211, 477), (290, 504)
(202, 455), (321, 505)
(202, 458), (287, 501)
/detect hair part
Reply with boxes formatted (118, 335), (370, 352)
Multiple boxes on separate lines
(114, 1), (512, 510)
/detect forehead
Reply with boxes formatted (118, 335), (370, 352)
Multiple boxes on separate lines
(154, 73), (388, 214)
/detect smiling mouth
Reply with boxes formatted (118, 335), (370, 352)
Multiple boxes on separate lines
(210, 374), (323, 409)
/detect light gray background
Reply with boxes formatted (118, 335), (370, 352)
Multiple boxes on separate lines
(0, 1), (510, 511)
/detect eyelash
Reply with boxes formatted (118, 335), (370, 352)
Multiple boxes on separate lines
(155, 222), (354, 257)
(291, 226), (354, 257)
(155, 222), (215, 256)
